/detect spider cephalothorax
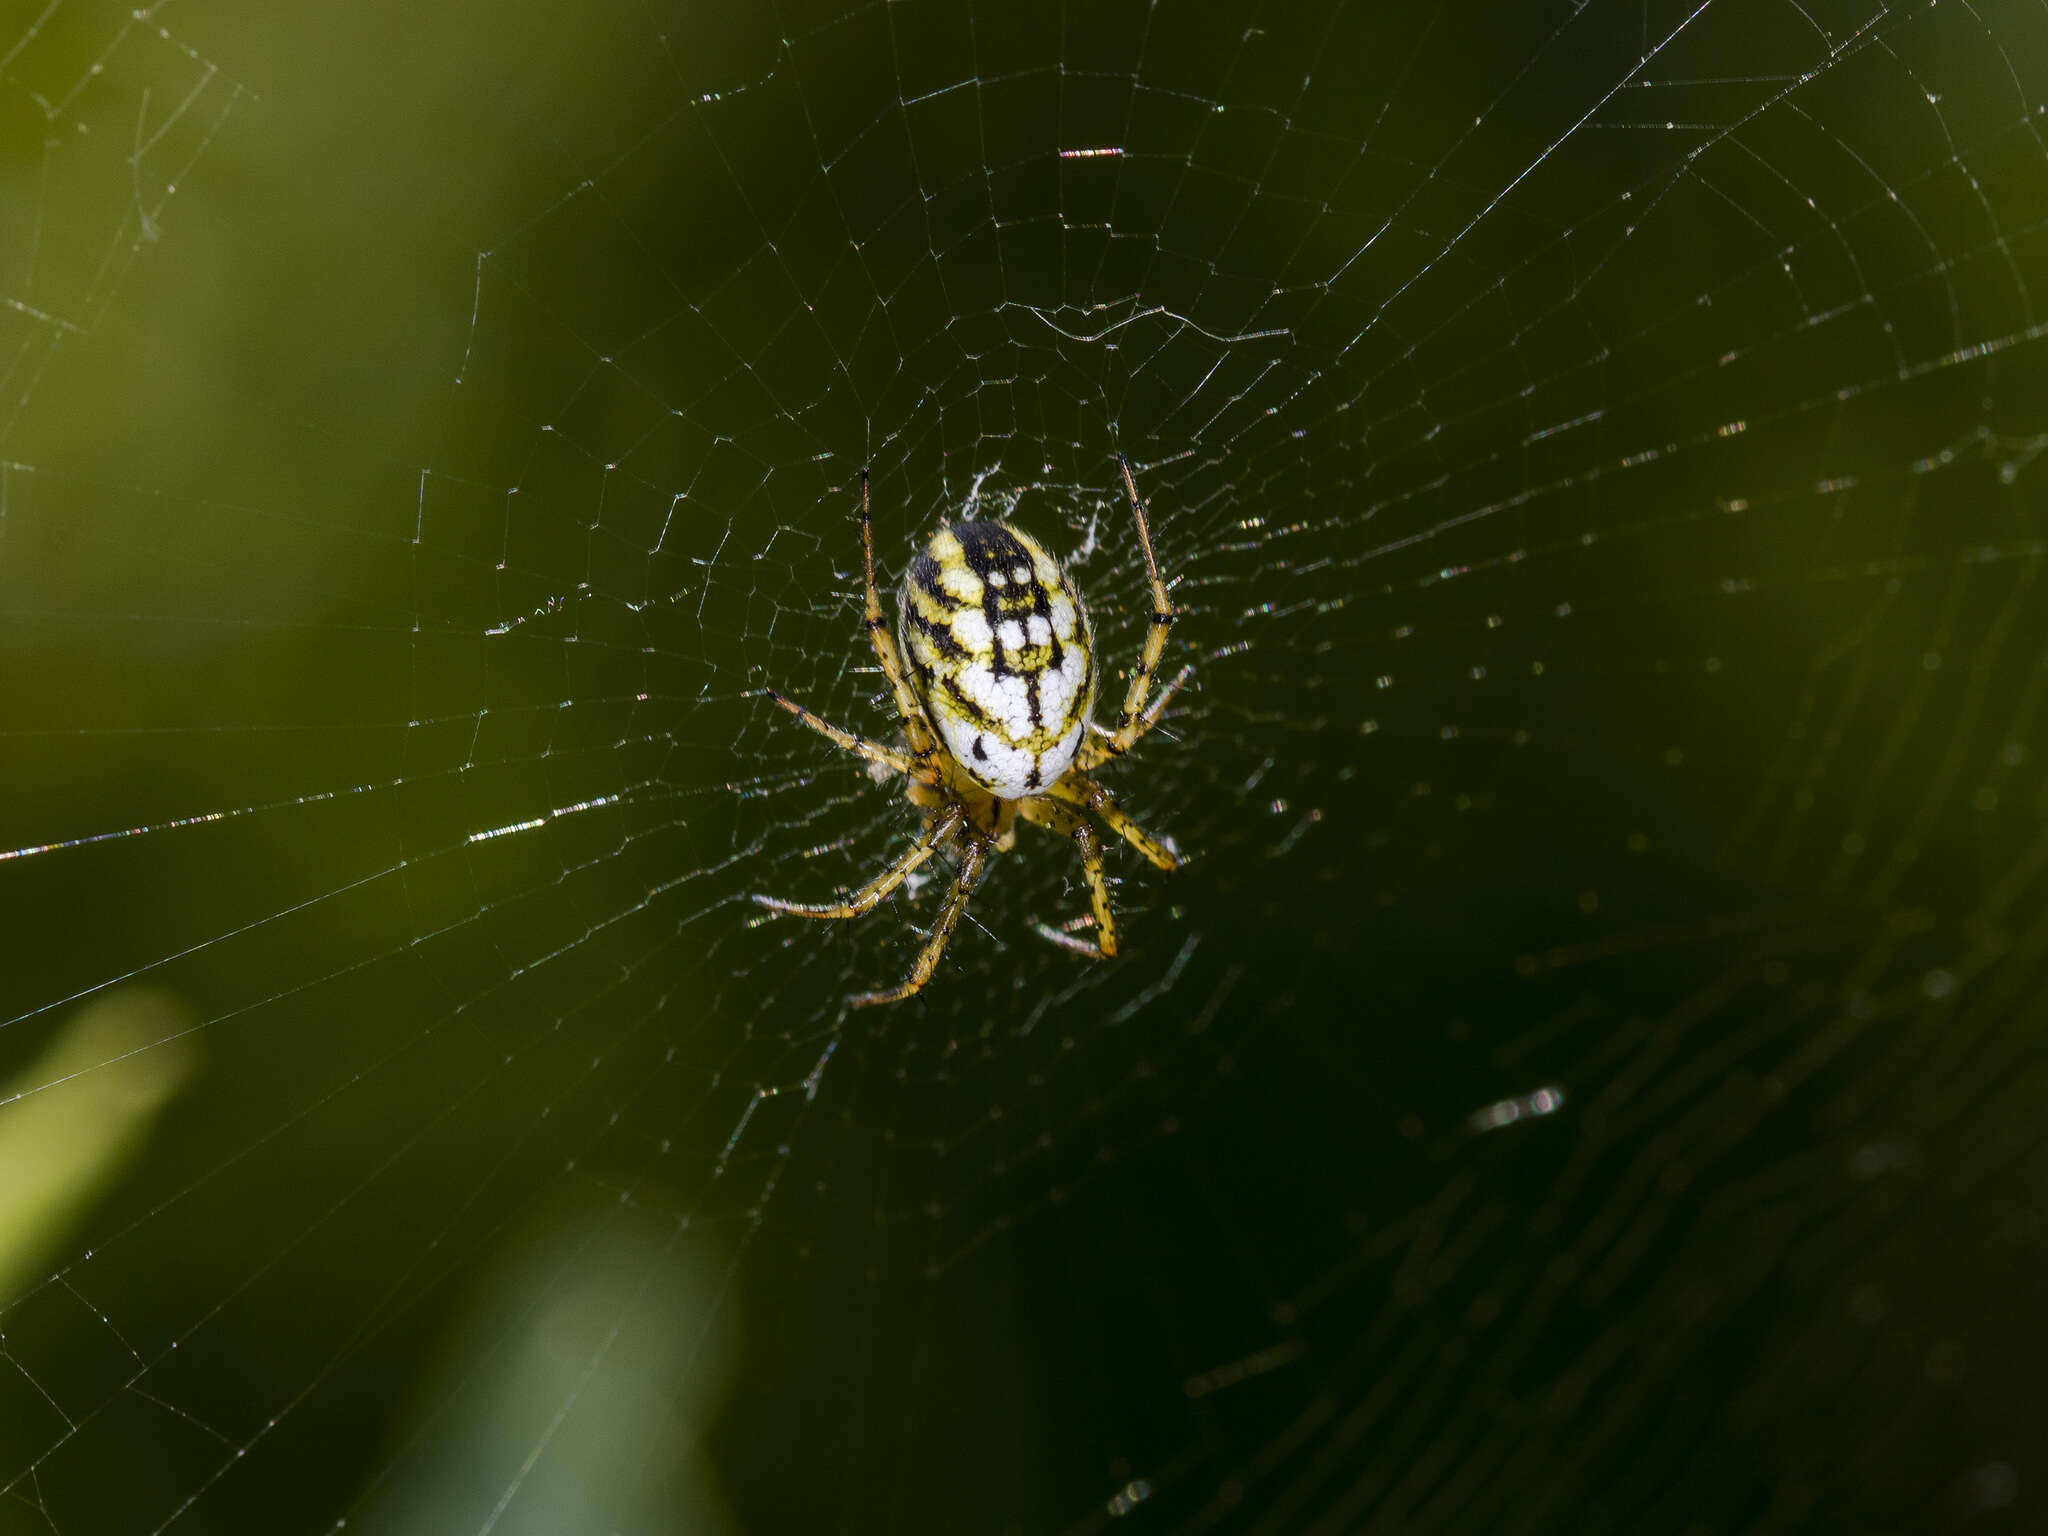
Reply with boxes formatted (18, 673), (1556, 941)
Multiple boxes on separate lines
(756, 458), (1186, 1006)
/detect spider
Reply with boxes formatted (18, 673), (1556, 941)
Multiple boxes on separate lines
(756, 456), (1187, 1006)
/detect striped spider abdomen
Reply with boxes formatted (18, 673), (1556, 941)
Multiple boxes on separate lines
(897, 520), (1097, 800)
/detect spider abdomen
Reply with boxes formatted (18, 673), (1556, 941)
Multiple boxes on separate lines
(898, 519), (1096, 799)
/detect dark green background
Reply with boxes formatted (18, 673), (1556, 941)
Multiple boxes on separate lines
(2, 0), (2045, 1530)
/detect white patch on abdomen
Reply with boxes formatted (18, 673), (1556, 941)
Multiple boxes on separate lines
(938, 565), (982, 605)
(959, 661), (1035, 736)
(951, 608), (992, 652)
(1040, 718), (1085, 785)
(1035, 641), (1086, 724)
(940, 717), (1036, 797)
(937, 715), (1086, 799)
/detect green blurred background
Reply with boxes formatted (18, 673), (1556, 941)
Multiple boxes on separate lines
(3, 0), (2047, 1530)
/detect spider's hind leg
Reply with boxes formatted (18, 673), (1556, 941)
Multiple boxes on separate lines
(1077, 660), (1193, 771)
(1096, 452), (1180, 763)
(857, 467), (941, 772)
(764, 690), (935, 783)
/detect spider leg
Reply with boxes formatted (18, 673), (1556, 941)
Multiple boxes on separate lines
(1047, 772), (1178, 872)
(1017, 797), (1116, 957)
(858, 467), (942, 772)
(756, 804), (965, 919)
(1096, 452), (1179, 762)
(847, 837), (988, 1007)
(1077, 660), (1194, 771)
(764, 690), (936, 784)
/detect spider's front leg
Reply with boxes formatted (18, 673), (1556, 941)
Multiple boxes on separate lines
(756, 805), (964, 919)
(1047, 773), (1178, 873)
(847, 837), (989, 1007)
(1018, 796), (1117, 957)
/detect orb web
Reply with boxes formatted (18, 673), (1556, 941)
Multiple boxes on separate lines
(2, 0), (2045, 1530)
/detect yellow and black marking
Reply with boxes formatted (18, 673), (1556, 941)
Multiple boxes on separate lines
(757, 458), (1181, 1008)
(897, 519), (1097, 800)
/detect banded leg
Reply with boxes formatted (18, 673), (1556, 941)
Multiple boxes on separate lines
(764, 690), (936, 784)
(857, 468), (941, 770)
(849, 838), (988, 1007)
(1018, 797), (1117, 958)
(1048, 772), (1178, 872)
(1098, 452), (1179, 761)
(755, 805), (964, 919)
(1077, 660), (1194, 771)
